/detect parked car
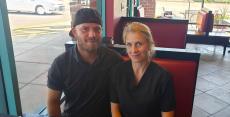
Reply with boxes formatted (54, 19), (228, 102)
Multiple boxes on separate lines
(6, 0), (65, 15)
(70, 0), (90, 5)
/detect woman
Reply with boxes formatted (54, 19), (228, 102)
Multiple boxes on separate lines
(110, 22), (176, 117)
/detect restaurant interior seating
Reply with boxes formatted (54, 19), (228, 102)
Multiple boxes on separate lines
(196, 9), (214, 36)
(113, 46), (200, 117)
(186, 9), (230, 56)
(113, 17), (189, 49)
(154, 57), (199, 117)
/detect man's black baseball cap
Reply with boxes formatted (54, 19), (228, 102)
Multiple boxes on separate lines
(69, 8), (102, 37)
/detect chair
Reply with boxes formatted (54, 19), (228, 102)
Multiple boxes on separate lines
(196, 10), (214, 36)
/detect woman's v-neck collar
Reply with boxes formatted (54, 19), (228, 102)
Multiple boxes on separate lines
(127, 61), (151, 88)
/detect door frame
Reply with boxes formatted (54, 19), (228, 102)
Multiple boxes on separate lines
(0, 0), (22, 116)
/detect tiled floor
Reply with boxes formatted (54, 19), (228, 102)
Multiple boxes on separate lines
(187, 45), (230, 117)
(13, 32), (70, 113)
(12, 31), (230, 116)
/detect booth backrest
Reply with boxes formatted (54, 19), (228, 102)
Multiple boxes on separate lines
(196, 10), (214, 34)
(121, 51), (199, 117)
(155, 58), (197, 117)
(114, 17), (188, 49)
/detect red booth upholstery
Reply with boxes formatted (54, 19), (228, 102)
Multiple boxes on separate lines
(114, 17), (189, 49)
(155, 58), (197, 117)
(121, 52), (199, 117)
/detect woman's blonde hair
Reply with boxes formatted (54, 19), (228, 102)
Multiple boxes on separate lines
(122, 22), (155, 56)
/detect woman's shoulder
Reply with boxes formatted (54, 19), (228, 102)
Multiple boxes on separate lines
(150, 62), (165, 71)
(149, 61), (171, 78)
(110, 61), (131, 83)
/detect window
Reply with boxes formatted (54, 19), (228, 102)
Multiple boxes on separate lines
(4, 0), (100, 115)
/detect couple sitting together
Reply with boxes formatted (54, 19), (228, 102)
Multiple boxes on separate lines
(47, 8), (176, 117)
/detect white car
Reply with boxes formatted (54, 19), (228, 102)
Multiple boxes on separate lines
(6, 0), (65, 15)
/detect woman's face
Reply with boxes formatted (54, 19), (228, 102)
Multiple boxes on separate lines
(125, 32), (150, 63)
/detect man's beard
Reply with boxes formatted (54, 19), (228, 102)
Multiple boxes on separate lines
(76, 36), (101, 53)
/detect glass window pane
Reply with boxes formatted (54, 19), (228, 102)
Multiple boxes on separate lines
(155, 0), (202, 23)
(5, 0), (98, 114)
(204, 1), (230, 26)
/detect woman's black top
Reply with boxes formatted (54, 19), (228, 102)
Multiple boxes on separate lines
(110, 60), (176, 117)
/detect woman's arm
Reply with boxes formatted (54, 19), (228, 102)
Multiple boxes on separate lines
(47, 88), (62, 117)
(111, 102), (122, 117)
(162, 111), (174, 117)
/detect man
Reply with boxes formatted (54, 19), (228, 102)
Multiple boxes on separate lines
(47, 8), (122, 117)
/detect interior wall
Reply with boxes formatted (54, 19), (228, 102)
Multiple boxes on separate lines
(106, 0), (127, 38)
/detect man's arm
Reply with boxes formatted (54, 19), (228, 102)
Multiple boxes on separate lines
(47, 88), (62, 117)
(162, 111), (174, 117)
(111, 102), (122, 117)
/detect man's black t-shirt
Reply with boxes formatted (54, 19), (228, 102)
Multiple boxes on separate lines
(47, 45), (122, 117)
(110, 61), (176, 117)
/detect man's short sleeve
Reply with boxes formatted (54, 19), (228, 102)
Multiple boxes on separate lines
(47, 58), (64, 91)
(160, 72), (176, 112)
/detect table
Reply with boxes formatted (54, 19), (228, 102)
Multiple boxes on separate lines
(187, 31), (230, 56)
